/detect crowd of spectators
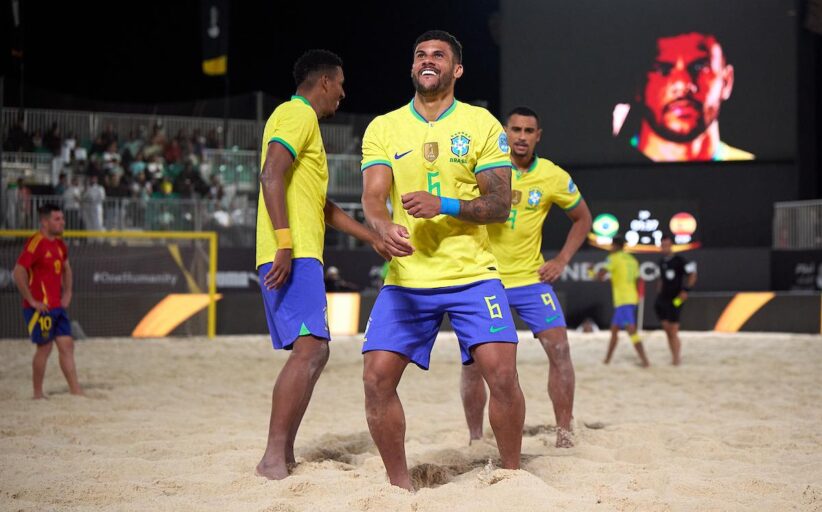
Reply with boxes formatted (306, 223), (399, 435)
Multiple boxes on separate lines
(3, 118), (231, 202)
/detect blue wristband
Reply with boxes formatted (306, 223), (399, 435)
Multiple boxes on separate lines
(439, 196), (460, 217)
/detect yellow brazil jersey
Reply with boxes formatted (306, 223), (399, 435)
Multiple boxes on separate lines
(361, 99), (511, 288)
(486, 157), (582, 288)
(255, 95), (328, 269)
(605, 251), (639, 306)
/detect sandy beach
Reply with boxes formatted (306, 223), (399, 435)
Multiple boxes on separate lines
(1, 331), (821, 511)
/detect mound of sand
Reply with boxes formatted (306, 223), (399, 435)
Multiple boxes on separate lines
(1, 331), (820, 511)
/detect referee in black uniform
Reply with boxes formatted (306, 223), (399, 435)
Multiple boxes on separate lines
(654, 233), (698, 365)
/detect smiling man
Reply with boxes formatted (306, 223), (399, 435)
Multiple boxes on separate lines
(632, 32), (753, 162)
(360, 30), (525, 490)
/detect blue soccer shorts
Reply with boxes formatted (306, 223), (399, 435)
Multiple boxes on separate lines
(23, 307), (72, 344)
(505, 282), (567, 336)
(363, 279), (518, 369)
(258, 258), (329, 350)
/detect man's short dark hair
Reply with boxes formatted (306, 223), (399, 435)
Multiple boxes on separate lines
(505, 106), (541, 128)
(38, 203), (62, 218)
(660, 232), (674, 242)
(293, 49), (343, 87)
(414, 30), (463, 64)
(612, 235), (625, 249)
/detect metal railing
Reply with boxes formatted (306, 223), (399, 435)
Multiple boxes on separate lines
(1, 194), (369, 250)
(2, 194), (255, 233)
(1, 152), (56, 184)
(773, 200), (822, 249)
(2, 107), (359, 154)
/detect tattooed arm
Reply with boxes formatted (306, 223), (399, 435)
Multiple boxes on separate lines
(400, 166), (511, 224)
(458, 166), (511, 224)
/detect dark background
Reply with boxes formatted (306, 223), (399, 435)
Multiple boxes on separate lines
(0, 0), (502, 114)
(500, 0), (799, 166)
(1, 0), (820, 249)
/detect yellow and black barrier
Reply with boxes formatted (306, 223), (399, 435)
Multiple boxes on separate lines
(680, 291), (821, 333)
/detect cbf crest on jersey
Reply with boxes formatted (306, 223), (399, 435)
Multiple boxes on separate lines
(450, 132), (471, 158)
(527, 188), (543, 208)
(424, 142), (439, 162)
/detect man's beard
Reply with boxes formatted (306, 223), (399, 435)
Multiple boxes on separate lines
(412, 70), (453, 96)
(641, 101), (712, 143)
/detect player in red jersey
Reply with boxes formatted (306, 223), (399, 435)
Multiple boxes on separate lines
(12, 203), (83, 399)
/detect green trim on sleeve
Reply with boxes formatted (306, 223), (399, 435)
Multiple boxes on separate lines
(475, 161), (513, 174)
(562, 195), (583, 211)
(269, 137), (297, 160)
(361, 159), (393, 172)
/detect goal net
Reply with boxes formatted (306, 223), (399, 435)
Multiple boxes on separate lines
(0, 230), (218, 339)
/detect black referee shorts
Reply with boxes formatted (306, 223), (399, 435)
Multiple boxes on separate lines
(654, 296), (682, 323)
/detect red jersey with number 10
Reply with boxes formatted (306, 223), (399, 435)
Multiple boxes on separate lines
(16, 233), (68, 309)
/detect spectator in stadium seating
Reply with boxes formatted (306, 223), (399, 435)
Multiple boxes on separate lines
(173, 162), (208, 198)
(44, 123), (62, 156)
(192, 129), (206, 158)
(129, 149), (147, 177)
(207, 174), (224, 202)
(32, 129), (47, 153)
(121, 127), (146, 163)
(205, 128), (222, 149)
(5, 116), (33, 152)
(82, 175), (106, 231)
(86, 159), (106, 182)
(61, 132), (77, 165)
(54, 173), (68, 196)
(100, 123), (118, 148)
(164, 138), (182, 164)
(145, 155), (164, 183)
(62, 176), (83, 230)
(102, 142), (123, 176)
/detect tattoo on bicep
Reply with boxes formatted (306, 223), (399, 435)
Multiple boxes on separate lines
(458, 170), (511, 223)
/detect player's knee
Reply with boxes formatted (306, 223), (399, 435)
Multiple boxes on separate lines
(35, 342), (53, 357)
(293, 340), (329, 371)
(484, 366), (520, 397)
(362, 368), (396, 401)
(543, 337), (571, 363)
(461, 364), (483, 384)
(56, 338), (74, 355)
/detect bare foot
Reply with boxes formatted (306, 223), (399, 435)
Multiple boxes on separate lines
(556, 427), (574, 448)
(255, 458), (289, 480)
(70, 390), (86, 397)
(33, 394), (47, 400)
(672, 358), (681, 366)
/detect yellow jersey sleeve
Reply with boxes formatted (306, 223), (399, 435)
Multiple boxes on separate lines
(549, 165), (583, 211)
(474, 112), (511, 173)
(361, 117), (392, 171)
(263, 97), (315, 161)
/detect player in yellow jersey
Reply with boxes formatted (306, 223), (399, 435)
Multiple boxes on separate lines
(461, 106), (592, 448)
(360, 30), (525, 490)
(597, 237), (650, 367)
(255, 50), (388, 481)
